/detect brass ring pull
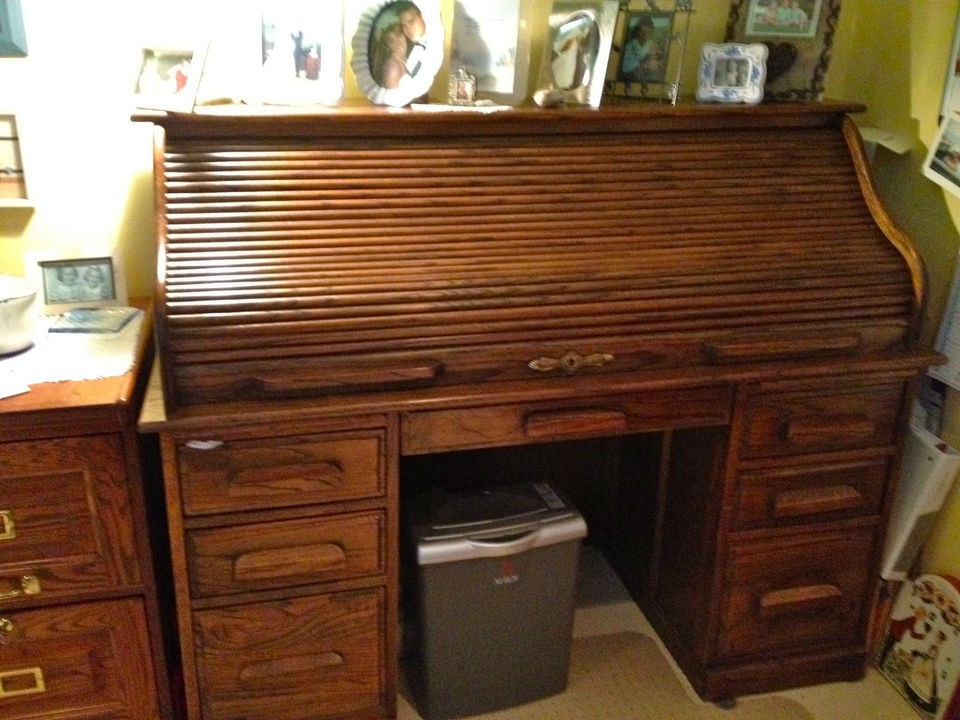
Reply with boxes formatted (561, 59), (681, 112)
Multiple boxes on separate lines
(0, 667), (46, 698)
(0, 575), (41, 601)
(0, 510), (15, 541)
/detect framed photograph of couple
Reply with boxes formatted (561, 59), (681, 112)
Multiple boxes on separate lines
(351, 0), (444, 107)
(724, 0), (841, 101)
(253, 3), (345, 105)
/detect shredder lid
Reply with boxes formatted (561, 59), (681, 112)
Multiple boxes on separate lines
(407, 483), (587, 564)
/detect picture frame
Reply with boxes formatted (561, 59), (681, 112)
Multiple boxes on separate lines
(941, 8), (960, 120)
(449, 0), (532, 106)
(0, 0), (27, 57)
(603, 0), (694, 104)
(30, 249), (127, 315)
(351, 0), (444, 107)
(724, 0), (840, 101)
(0, 113), (26, 203)
(924, 114), (960, 202)
(532, 0), (619, 108)
(133, 45), (207, 112)
(252, 3), (344, 106)
(695, 42), (768, 104)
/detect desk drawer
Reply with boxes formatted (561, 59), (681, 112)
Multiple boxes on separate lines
(187, 511), (385, 597)
(739, 381), (904, 459)
(732, 455), (889, 530)
(403, 385), (732, 454)
(178, 430), (386, 515)
(717, 526), (876, 660)
(0, 599), (158, 720)
(0, 435), (139, 601)
(194, 589), (385, 720)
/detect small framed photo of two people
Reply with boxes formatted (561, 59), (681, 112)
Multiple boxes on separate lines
(351, 0), (444, 107)
(724, 0), (841, 101)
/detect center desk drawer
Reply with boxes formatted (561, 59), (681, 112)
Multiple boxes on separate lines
(739, 380), (905, 459)
(403, 385), (732, 454)
(177, 429), (386, 516)
(186, 511), (386, 597)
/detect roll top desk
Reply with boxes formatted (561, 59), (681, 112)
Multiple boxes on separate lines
(137, 102), (938, 719)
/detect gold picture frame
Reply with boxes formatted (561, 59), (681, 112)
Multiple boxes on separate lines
(724, 0), (841, 101)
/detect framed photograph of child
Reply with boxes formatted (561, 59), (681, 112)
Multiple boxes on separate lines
(724, 0), (840, 101)
(617, 11), (675, 85)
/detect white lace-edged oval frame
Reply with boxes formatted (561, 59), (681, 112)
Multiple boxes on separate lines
(351, 0), (444, 107)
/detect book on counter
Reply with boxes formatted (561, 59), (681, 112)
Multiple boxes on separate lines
(47, 307), (142, 333)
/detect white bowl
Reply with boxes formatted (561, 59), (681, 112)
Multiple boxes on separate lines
(0, 274), (38, 355)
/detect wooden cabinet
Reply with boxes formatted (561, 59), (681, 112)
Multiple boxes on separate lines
(0, 308), (172, 719)
(154, 415), (397, 720)
(137, 103), (938, 716)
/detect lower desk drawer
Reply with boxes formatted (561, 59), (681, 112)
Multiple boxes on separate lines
(717, 526), (876, 660)
(194, 588), (385, 720)
(187, 510), (386, 597)
(0, 598), (158, 720)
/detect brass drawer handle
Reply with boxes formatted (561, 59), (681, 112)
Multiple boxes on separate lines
(528, 351), (614, 374)
(0, 667), (46, 698)
(0, 575), (41, 601)
(0, 510), (15, 541)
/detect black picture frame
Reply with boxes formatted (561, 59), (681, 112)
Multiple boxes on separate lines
(0, 0), (27, 57)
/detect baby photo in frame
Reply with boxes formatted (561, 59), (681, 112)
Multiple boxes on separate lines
(725, 0), (840, 101)
(696, 42), (768, 104)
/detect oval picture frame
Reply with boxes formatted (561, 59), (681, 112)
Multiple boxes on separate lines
(351, 0), (444, 107)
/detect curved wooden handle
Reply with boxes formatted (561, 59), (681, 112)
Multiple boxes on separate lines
(783, 414), (876, 445)
(524, 409), (628, 438)
(705, 333), (861, 363)
(233, 543), (347, 583)
(759, 584), (843, 617)
(239, 652), (345, 690)
(773, 485), (864, 518)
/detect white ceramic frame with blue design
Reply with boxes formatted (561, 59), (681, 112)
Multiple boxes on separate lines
(695, 42), (767, 104)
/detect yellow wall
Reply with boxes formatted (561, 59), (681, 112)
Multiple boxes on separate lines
(1, 1), (959, 572)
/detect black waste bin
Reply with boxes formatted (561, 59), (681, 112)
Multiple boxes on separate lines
(404, 482), (587, 720)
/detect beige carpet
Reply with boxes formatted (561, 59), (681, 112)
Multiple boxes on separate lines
(397, 631), (813, 720)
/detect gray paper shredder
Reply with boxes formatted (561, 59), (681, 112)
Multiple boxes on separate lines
(404, 482), (587, 720)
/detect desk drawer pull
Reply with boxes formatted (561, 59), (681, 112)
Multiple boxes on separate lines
(524, 409), (628, 438)
(773, 485), (864, 518)
(0, 575), (40, 601)
(0, 511), (14, 541)
(783, 414), (876, 445)
(759, 584), (843, 616)
(0, 667), (46, 698)
(233, 543), (348, 583)
(528, 351), (614, 374)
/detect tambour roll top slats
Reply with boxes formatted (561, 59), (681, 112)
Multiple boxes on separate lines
(146, 104), (924, 408)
